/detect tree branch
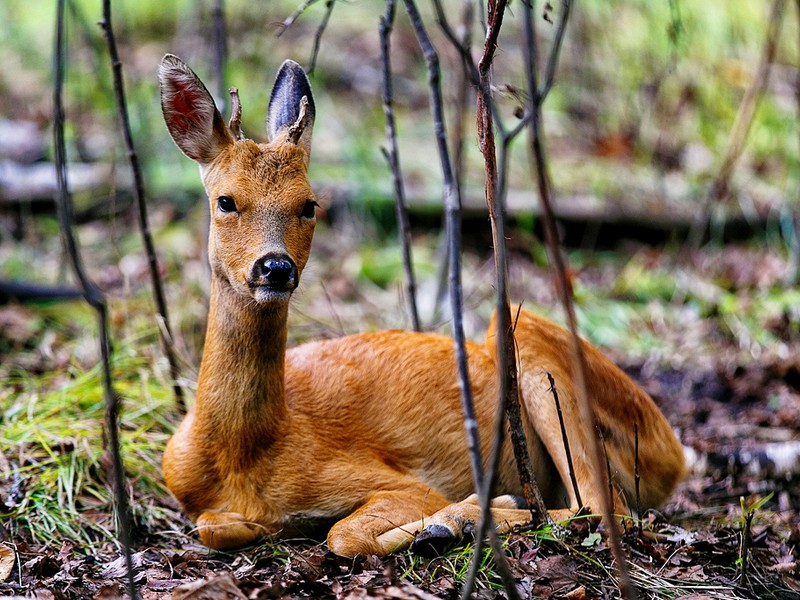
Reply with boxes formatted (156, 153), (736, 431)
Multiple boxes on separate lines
(520, 2), (636, 598)
(55, 3), (138, 598)
(99, 0), (184, 411)
(380, 0), (421, 331)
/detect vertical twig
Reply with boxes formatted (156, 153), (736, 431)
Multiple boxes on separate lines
(54, 3), (138, 599)
(634, 423), (642, 537)
(211, 0), (227, 108)
(307, 0), (336, 75)
(788, 0), (800, 286)
(520, 2), (636, 599)
(449, 0), (474, 198)
(738, 508), (754, 587)
(548, 371), (582, 508)
(432, 0), (548, 521)
(710, 0), (785, 203)
(99, 0), (185, 411)
(380, 0), (421, 332)
(401, 2), (519, 598)
(599, 428), (615, 513)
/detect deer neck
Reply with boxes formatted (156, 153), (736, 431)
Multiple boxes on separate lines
(194, 275), (289, 465)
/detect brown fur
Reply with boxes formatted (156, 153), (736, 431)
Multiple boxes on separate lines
(159, 55), (685, 557)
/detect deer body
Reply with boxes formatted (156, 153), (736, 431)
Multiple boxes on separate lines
(159, 55), (685, 557)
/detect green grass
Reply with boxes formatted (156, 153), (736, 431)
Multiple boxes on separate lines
(0, 324), (181, 550)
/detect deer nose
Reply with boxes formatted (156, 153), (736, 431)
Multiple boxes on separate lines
(251, 254), (298, 290)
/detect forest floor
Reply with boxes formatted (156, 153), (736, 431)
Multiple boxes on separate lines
(1, 204), (799, 599)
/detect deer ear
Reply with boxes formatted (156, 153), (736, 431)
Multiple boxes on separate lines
(159, 54), (233, 165)
(266, 60), (315, 163)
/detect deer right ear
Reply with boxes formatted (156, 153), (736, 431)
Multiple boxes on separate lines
(159, 54), (233, 165)
(266, 60), (315, 164)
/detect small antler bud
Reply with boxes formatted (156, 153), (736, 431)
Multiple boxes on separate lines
(228, 87), (244, 140)
(286, 96), (309, 145)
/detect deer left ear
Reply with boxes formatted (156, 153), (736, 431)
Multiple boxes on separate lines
(266, 60), (315, 164)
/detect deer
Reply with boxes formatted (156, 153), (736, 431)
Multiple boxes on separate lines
(158, 54), (685, 558)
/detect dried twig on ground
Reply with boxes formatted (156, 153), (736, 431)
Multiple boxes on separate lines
(55, 3), (138, 599)
(99, 0), (184, 411)
(380, 0), (421, 332)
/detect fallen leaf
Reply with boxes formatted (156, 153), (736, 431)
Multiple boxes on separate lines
(0, 543), (15, 582)
(172, 573), (247, 600)
(564, 586), (588, 600)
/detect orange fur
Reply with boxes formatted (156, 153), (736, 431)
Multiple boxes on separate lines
(159, 55), (685, 558)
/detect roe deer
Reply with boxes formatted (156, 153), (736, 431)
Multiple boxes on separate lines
(159, 54), (685, 558)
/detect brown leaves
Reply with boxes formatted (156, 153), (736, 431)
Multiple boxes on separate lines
(0, 543), (15, 583)
(173, 573), (246, 600)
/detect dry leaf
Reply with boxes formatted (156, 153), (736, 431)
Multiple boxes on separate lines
(0, 543), (15, 583)
(172, 573), (247, 600)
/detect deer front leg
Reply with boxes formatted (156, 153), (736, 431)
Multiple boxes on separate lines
(196, 511), (276, 550)
(386, 495), (582, 557)
(326, 487), (451, 557)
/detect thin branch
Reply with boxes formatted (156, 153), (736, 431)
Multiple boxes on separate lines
(212, 0), (227, 108)
(449, 0), (474, 198)
(276, 0), (321, 36)
(520, 2), (636, 599)
(401, 2), (519, 598)
(634, 423), (642, 537)
(547, 371), (582, 508)
(599, 427), (615, 514)
(99, 0), (185, 411)
(538, 0), (572, 101)
(55, 3), (138, 599)
(380, 0), (421, 332)
(307, 0), (336, 75)
(710, 0), (784, 203)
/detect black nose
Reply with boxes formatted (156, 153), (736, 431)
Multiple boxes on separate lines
(251, 254), (298, 289)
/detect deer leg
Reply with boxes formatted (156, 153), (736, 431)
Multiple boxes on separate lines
(196, 511), (275, 550)
(326, 486), (451, 557)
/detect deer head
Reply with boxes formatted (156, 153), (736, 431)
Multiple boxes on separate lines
(158, 54), (317, 306)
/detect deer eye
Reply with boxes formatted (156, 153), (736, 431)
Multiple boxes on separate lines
(217, 195), (238, 213)
(301, 200), (318, 220)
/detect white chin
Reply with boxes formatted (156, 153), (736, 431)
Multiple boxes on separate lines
(252, 287), (292, 305)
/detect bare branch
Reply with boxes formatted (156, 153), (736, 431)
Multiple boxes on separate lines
(547, 371), (582, 508)
(401, 2), (519, 598)
(55, 3), (138, 598)
(634, 423), (642, 537)
(212, 0), (228, 107)
(380, 0), (421, 332)
(711, 0), (784, 203)
(307, 0), (336, 75)
(520, 2), (636, 598)
(539, 0), (572, 101)
(276, 0), (321, 36)
(99, 0), (184, 410)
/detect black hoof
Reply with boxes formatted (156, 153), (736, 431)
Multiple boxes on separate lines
(411, 524), (457, 557)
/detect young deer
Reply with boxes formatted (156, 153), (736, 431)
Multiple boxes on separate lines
(159, 54), (685, 558)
